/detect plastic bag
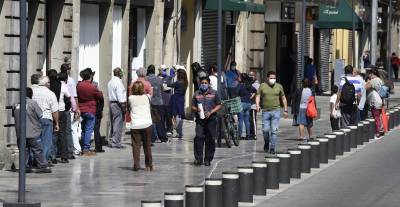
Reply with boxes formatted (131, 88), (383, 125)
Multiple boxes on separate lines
(382, 108), (389, 132)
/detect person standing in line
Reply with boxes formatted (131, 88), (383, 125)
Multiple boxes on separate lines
(14, 87), (52, 173)
(168, 69), (188, 139)
(159, 66), (173, 136)
(107, 67), (127, 149)
(77, 68), (104, 156)
(31, 74), (59, 163)
(192, 77), (222, 166)
(329, 85), (340, 131)
(354, 68), (367, 121)
(47, 69), (62, 164)
(366, 68), (385, 137)
(225, 61), (241, 98)
(131, 67), (153, 96)
(128, 81), (154, 171)
(249, 71), (260, 140)
(256, 71), (288, 154)
(56, 72), (72, 163)
(60, 62), (81, 156)
(146, 65), (167, 143)
(237, 73), (257, 140)
(292, 78), (314, 141)
(335, 65), (362, 127)
(391, 52), (400, 80)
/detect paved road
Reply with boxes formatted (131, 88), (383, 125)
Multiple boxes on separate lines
(257, 129), (400, 207)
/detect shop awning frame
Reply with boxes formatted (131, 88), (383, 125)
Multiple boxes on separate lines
(314, 0), (363, 30)
(205, 0), (266, 13)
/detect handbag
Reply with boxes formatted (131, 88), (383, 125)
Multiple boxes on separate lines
(306, 96), (318, 119)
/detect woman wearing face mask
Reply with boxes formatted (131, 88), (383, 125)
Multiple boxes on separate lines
(168, 69), (188, 139)
(192, 77), (222, 166)
(237, 73), (257, 140)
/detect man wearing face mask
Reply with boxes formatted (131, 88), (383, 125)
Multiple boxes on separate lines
(192, 77), (222, 166)
(225, 61), (241, 98)
(256, 71), (288, 154)
(249, 71), (260, 140)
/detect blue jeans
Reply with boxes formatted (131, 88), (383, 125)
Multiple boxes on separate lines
(238, 102), (252, 137)
(81, 112), (96, 152)
(39, 118), (53, 160)
(262, 110), (281, 150)
(176, 115), (184, 138)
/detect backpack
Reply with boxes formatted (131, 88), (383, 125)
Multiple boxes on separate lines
(377, 85), (390, 98)
(340, 77), (356, 105)
(306, 96), (318, 119)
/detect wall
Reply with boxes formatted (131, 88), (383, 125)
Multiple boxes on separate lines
(146, 0), (164, 67)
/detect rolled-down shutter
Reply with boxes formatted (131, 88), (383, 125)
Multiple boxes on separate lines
(296, 24), (311, 88)
(201, 10), (218, 67)
(319, 29), (331, 92)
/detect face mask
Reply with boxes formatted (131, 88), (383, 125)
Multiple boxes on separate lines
(268, 78), (276, 85)
(200, 83), (209, 92)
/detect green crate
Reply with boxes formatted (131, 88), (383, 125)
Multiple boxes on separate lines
(223, 97), (243, 114)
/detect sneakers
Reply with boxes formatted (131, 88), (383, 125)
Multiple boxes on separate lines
(194, 160), (203, 166)
(204, 161), (211, 166)
(166, 132), (173, 137)
(269, 148), (276, 155)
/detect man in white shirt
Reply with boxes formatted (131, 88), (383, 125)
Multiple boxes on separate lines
(58, 72), (72, 163)
(107, 67), (127, 148)
(31, 74), (59, 162)
(354, 68), (367, 121)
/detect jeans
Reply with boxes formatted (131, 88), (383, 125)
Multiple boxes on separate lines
(238, 102), (252, 137)
(262, 110), (281, 150)
(81, 112), (96, 152)
(175, 115), (184, 138)
(39, 118), (53, 161)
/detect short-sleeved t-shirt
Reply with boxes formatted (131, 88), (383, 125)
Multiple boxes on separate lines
(257, 83), (285, 111)
(339, 75), (362, 94)
(330, 94), (337, 104)
(192, 89), (221, 119)
(238, 84), (257, 103)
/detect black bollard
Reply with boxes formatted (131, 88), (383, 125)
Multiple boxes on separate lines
(340, 128), (351, 152)
(367, 119), (375, 140)
(325, 134), (336, 160)
(252, 162), (267, 195)
(165, 193), (184, 207)
(389, 110), (395, 130)
(185, 185), (204, 207)
(298, 144), (311, 173)
(237, 167), (254, 204)
(308, 141), (320, 168)
(361, 121), (370, 143)
(333, 131), (344, 156)
(357, 123), (364, 145)
(348, 126), (358, 148)
(288, 149), (301, 179)
(141, 201), (162, 207)
(265, 157), (280, 189)
(222, 172), (239, 207)
(395, 108), (400, 127)
(205, 178), (223, 207)
(316, 137), (329, 163)
(276, 153), (291, 184)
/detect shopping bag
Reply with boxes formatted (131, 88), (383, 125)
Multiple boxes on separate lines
(382, 108), (389, 132)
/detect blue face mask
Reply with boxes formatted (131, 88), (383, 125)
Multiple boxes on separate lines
(200, 83), (209, 92)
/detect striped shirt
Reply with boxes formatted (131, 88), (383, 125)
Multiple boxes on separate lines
(339, 75), (363, 95)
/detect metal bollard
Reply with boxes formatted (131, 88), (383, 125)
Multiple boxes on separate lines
(308, 141), (320, 168)
(265, 157), (280, 189)
(340, 128), (351, 152)
(316, 137), (329, 163)
(361, 121), (370, 143)
(185, 185), (204, 207)
(238, 167), (254, 203)
(288, 149), (301, 179)
(325, 134), (337, 160)
(298, 144), (311, 173)
(348, 125), (358, 148)
(141, 201), (162, 207)
(222, 172), (239, 207)
(276, 153), (291, 184)
(252, 162), (267, 195)
(205, 178), (223, 207)
(367, 119), (375, 140)
(389, 110), (395, 130)
(333, 131), (344, 156)
(357, 123), (364, 146)
(395, 108), (400, 127)
(165, 193), (184, 207)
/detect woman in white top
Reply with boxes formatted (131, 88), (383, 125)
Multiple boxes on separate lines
(128, 81), (153, 171)
(366, 68), (384, 137)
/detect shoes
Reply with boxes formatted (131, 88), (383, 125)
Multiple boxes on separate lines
(35, 167), (52, 173)
(47, 163), (54, 167)
(81, 151), (96, 156)
(68, 155), (76, 160)
(117, 145), (126, 149)
(95, 149), (105, 153)
(166, 132), (173, 137)
(60, 158), (69, 163)
(269, 148), (276, 154)
(51, 159), (58, 164)
(26, 168), (33, 173)
(241, 136), (247, 140)
(204, 161), (211, 166)
(74, 151), (81, 156)
(133, 166), (140, 171)
(146, 166), (154, 172)
(194, 160), (203, 166)
(264, 144), (269, 152)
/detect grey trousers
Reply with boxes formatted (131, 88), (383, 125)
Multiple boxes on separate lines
(109, 103), (124, 147)
(19, 138), (48, 168)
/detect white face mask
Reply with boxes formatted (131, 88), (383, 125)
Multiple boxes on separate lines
(268, 78), (276, 85)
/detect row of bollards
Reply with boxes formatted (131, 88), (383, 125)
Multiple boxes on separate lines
(142, 105), (400, 207)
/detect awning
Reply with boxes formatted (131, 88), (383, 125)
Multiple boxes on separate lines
(314, 0), (363, 30)
(205, 0), (266, 13)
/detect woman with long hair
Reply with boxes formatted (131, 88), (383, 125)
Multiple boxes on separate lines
(292, 78), (314, 142)
(238, 73), (257, 140)
(168, 69), (188, 139)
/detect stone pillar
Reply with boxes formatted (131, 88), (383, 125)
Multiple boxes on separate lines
(249, 1), (265, 75)
(163, 0), (180, 66)
(71, 0), (80, 79)
(235, 12), (249, 73)
(146, 0), (165, 67)
(121, 0), (131, 78)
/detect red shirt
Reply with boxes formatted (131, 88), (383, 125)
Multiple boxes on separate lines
(77, 80), (103, 114)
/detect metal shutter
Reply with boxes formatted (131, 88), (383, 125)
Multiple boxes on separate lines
(201, 10), (218, 67)
(296, 24), (311, 87)
(319, 29), (331, 92)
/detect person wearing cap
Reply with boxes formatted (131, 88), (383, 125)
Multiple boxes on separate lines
(159, 65), (173, 136)
(107, 67), (127, 149)
(77, 68), (104, 155)
(191, 76), (222, 166)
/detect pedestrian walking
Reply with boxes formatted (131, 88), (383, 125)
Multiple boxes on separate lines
(107, 67), (127, 149)
(335, 65), (362, 127)
(77, 68), (104, 156)
(249, 71), (260, 140)
(390, 52), (399, 80)
(256, 71), (288, 154)
(57, 71), (72, 163)
(146, 65), (167, 143)
(225, 61), (241, 98)
(329, 85), (340, 131)
(192, 77), (222, 166)
(292, 78), (314, 141)
(237, 73), (257, 140)
(14, 87), (52, 173)
(366, 68), (385, 137)
(31, 74), (59, 163)
(168, 69), (188, 139)
(128, 81), (153, 171)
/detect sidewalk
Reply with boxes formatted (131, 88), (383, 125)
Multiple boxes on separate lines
(0, 84), (399, 207)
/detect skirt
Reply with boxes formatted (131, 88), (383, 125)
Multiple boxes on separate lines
(292, 108), (313, 127)
(170, 94), (185, 117)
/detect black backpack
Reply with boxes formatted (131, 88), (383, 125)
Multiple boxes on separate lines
(340, 77), (356, 105)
